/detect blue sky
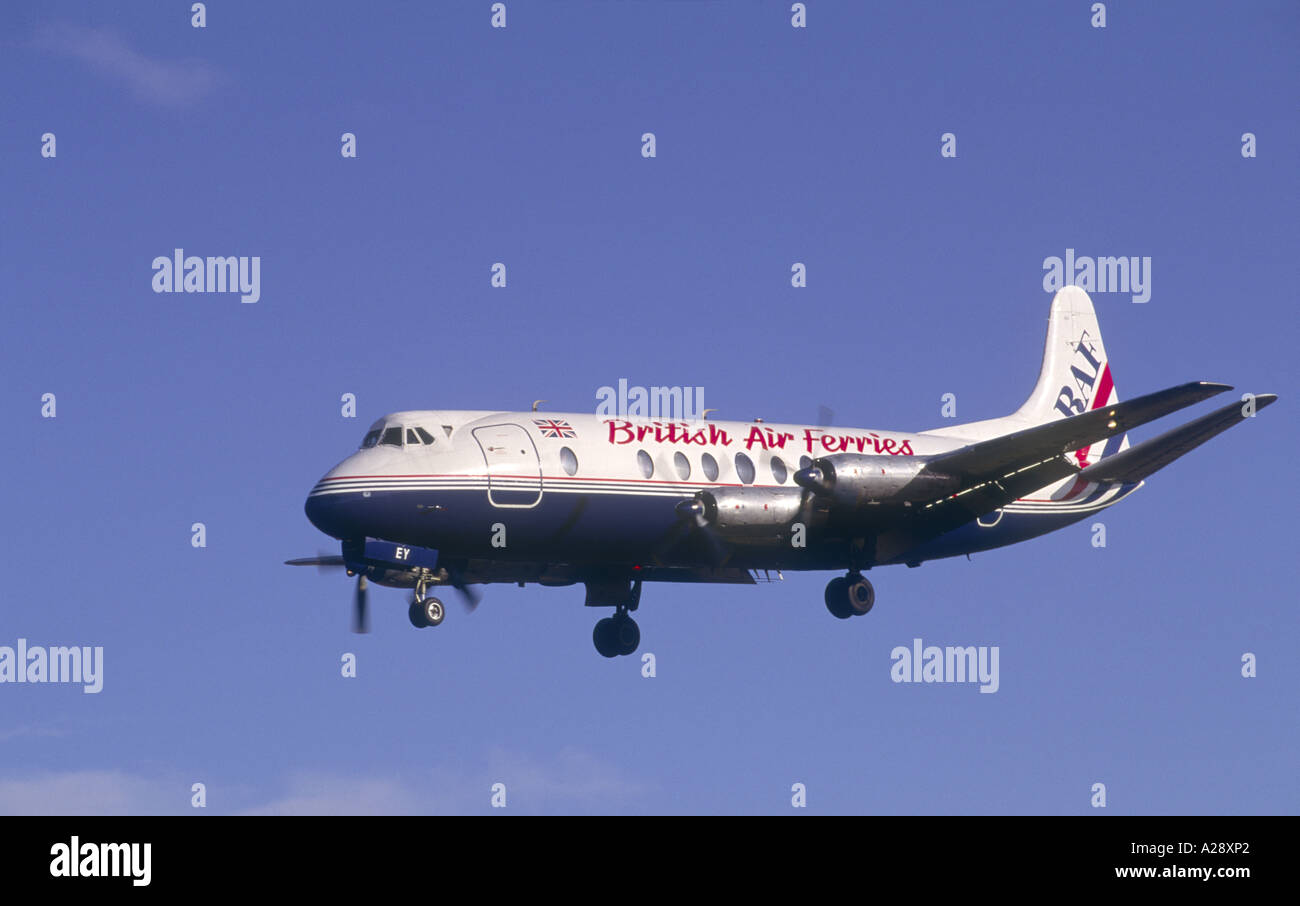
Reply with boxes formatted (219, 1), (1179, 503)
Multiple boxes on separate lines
(1, 1), (1295, 814)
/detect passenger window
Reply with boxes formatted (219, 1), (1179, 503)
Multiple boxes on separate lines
(673, 451), (691, 481)
(636, 449), (654, 479)
(560, 446), (579, 476)
(701, 452), (719, 482)
(735, 452), (755, 484)
(361, 430), (381, 449)
(770, 456), (788, 484)
(416, 427), (436, 445)
(380, 427), (403, 446)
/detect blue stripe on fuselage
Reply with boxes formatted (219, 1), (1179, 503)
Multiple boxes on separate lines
(305, 480), (1141, 571)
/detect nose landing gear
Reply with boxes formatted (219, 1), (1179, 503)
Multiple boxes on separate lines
(824, 573), (875, 619)
(408, 578), (445, 628)
(409, 596), (445, 628)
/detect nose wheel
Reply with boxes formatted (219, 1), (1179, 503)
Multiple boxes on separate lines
(408, 596), (445, 628)
(825, 573), (875, 619)
(408, 578), (446, 629)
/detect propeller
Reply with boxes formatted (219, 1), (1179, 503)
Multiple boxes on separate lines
(287, 551), (481, 629)
(284, 553), (346, 574)
(451, 578), (482, 612)
(414, 570), (482, 613)
(352, 575), (370, 634)
(648, 496), (730, 566)
(284, 553), (370, 633)
(793, 460), (834, 496)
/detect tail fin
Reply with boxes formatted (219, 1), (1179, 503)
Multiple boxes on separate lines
(926, 286), (1128, 466)
(1013, 286), (1127, 467)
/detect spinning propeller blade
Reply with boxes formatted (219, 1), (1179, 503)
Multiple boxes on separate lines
(284, 554), (346, 574)
(352, 575), (369, 634)
(649, 497), (729, 566)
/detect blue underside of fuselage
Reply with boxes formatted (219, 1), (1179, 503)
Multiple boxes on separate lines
(305, 487), (1127, 572)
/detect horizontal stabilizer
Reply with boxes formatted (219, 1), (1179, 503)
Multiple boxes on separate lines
(925, 381), (1232, 479)
(1080, 394), (1277, 484)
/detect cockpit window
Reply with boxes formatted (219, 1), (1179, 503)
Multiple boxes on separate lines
(365, 424), (439, 449)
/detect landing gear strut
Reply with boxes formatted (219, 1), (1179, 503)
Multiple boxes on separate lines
(824, 573), (875, 619)
(408, 578), (445, 629)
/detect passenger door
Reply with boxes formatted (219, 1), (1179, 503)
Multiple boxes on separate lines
(472, 424), (543, 508)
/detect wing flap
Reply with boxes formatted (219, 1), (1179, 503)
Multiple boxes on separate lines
(874, 455), (1080, 563)
(906, 454), (1079, 535)
(633, 566), (757, 585)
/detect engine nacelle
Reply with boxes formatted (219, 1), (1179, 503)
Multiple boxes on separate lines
(793, 454), (959, 507)
(691, 486), (807, 538)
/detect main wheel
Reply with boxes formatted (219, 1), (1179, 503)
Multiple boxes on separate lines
(612, 615), (640, 655)
(408, 599), (429, 628)
(423, 597), (445, 627)
(824, 576), (853, 619)
(593, 617), (619, 658)
(847, 576), (875, 615)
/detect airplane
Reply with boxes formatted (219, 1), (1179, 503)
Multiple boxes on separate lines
(288, 286), (1276, 657)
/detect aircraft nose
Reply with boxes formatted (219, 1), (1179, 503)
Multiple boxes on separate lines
(304, 461), (362, 539)
(304, 490), (332, 537)
(305, 483), (361, 540)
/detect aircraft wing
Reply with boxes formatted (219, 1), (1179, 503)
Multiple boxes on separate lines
(1079, 393), (1277, 483)
(901, 452), (1080, 540)
(875, 381), (1237, 557)
(922, 381), (1232, 479)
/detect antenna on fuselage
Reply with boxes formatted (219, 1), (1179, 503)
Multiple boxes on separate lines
(532, 399), (546, 412)
(702, 408), (717, 419)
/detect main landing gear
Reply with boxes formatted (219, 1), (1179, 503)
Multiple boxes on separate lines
(593, 612), (640, 658)
(408, 578), (445, 629)
(824, 573), (875, 620)
(591, 579), (642, 658)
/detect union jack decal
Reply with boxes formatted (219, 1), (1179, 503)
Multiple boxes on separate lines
(533, 418), (576, 438)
